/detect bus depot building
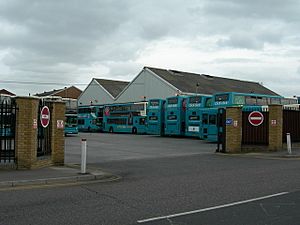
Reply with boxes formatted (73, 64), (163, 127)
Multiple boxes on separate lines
(78, 66), (279, 106)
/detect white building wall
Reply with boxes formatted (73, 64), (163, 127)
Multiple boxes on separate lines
(78, 79), (114, 106)
(115, 69), (177, 103)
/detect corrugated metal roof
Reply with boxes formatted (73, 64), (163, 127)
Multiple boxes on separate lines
(146, 67), (279, 96)
(95, 79), (129, 98)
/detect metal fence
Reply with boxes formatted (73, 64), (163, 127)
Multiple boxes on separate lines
(283, 109), (300, 142)
(37, 100), (52, 157)
(0, 99), (17, 163)
(242, 111), (269, 145)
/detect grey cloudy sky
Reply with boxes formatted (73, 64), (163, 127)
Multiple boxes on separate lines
(0, 0), (299, 97)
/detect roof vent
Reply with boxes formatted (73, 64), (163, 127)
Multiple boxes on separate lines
(168, 70), (184, 76)
(201, 74), (214, 80)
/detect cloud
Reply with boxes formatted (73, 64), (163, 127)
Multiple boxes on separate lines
(218, 35), (264, 50)
(0, 0), (299, 97)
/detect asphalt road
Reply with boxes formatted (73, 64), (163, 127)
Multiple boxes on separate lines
(1, 133), (300, 225)
(64, 132), (216, 164)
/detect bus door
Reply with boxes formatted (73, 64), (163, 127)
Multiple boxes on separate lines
(201, 109), (218, 142)
(165, 110), (179, 135)
(147, 111), (159, 135)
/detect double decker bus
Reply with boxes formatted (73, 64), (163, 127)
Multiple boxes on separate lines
(103, 102), (147, 134)
(200, 92), (298, 142)
(77, 105), (104, 132)
(65, 113), (78, 135)
(212, 92), (296, 108)
(147, 99), (165, 136)
(62, 98), (78, 136)
(185, 95), (211, 137)
(164, 96), (187, 136)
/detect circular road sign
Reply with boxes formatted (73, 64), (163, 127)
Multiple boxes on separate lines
(248, 111), (264, 126)
(40, 106), (50, 128)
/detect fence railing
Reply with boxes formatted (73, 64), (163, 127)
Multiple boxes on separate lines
(0, 100), (17, 163)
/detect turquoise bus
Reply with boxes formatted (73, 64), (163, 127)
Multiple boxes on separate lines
(185, 95), (211, 138)
(201, 92), (297, 142)
(103, 102), (147, 134)
(77, 105), (104, 132)
(64, 113), (78, 135)
(147, 99), (165, 136)
(212, 92), (296, 108)
(164, 96), (187, 136)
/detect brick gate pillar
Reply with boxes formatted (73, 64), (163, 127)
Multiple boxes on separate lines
(15, 97), (39, 169)
(268, 105), (283, 151)
(49, 101), (66, 165)
(225, 107), (242, 153)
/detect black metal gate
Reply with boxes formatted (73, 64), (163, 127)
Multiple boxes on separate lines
(0, 98), (17, 163)
(37, 100), (52, 157)
(216, 108), (226, 152)
(242, 111), (269, 145)
(283, 108), (300, 142)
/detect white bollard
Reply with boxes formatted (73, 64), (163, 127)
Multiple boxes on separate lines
(81, 138), (87, 174)
(286, 133), (292, 155)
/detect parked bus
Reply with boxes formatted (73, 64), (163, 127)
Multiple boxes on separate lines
(103, 102), (147, 134)
(164, 96), (187, 136)
(198, 108), (219, 141)
(77, 105), (104, 132)
(65, 113), (78, 135)
(185, 95), (211, 138)
(212, 92), (286, 108)
(62, 98), (78, 136)
(147, 99), (165, 136)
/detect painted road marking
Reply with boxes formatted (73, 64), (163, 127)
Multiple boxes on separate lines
(137, 192), (289, 224)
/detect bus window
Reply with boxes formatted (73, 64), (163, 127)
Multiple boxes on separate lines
(78, 119), (84, 125)
(189, 115), (200, 121)
(205, 98), (212, 107)
(97, 108), (104, 117)
(139, 118), (146, 125)
(78, 108), (91, 114)
(209, 115), (217, 125)
(128, 113), (133, 125)
(107, 118), (127, 125)
(215, 94), (229, 102)
(149, 100), (159, 106)
(167, 115), (177, 120)
(167, 98), (178, 104)
(257, 97), (268, 105)
(270, 98), (281, 104)
(202, 114), (208, 124)
(189, 96), (202, 104)
(245, 96), (257, 105)
(149, 116), (158, 120)
(233, 95), (245, 105)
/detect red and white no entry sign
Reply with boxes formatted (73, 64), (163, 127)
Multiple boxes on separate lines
(40, 106), (50, 128)
(248, 111), (264, 126)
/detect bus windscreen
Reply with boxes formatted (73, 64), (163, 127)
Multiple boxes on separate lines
(149, 100), (159, 106)
(215, 94), (229, 102)
(167, 98), (178, 104)
(189, 96), (201, 104)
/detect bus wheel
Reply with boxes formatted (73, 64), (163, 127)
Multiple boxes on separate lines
(109, 127), (113, 133)
(132, 127), (137, 134)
